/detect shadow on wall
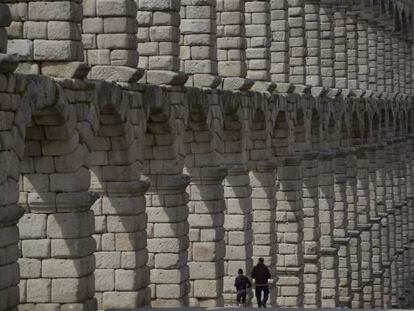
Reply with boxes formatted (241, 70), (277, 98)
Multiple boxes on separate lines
(17, 78), (96, 309)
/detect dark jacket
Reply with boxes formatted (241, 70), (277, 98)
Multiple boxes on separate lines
(251, 263), (271, 286)
(234, 275), (252, 291)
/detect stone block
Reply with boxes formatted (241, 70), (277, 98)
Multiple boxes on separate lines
(26, 279), (51, 303)
(193, 280), (222, 298)
(102, 290), (148, 309)
(51, 277), (90, 303)
(34, 40), (83, 61)
(28, 2), (83, 22)
(150, 267), (189, 284)
(97, 0), (136, 17)
(21, 239), (50, 258)
(18, 214), (47, 239)
(95, 269), (114, 291)
(19, 258), (41, 278)
(47, 211), (93, 239)
(96, 251), (121, 269)
(192, 241), (225, 261)
(156, 283), (187, 299)
(42, 256), (94, 278)
(47, 21), (81, 40)
(115, 267), (149, 291)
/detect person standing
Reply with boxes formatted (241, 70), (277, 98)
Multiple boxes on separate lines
(234, 268), (252, 307)
(251, 257), (271, 308)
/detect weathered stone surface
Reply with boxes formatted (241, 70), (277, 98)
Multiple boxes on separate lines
(1, 1), (414, 310)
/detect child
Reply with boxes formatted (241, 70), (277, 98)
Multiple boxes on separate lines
(234, 268), (252, 307)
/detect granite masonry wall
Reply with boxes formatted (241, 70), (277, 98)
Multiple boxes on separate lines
(0, 0), (414, 310)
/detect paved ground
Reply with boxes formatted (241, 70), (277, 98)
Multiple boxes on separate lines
(108, 308), (404, 311)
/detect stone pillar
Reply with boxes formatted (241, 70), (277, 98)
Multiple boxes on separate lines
(6, 0), (88, 78)
(408, 134), (414, 303)
(404, 41), (412, 95)
(391, 37), (400, 93)
(394, 137), (406, 305)
(319, 1), (334, 89)
(250, 162), (277, 306)
(318, 152), (338, 307)
(411, 44), (414, 96)
(0, 73), (20, 310)
(384, 30), (393, 93)
(384, 139), (397, 307)
(333, 4), (347, 89)
(378, 143), (391, 308)
(288, 0), (305, 85)
(18, 130), (96, 310)
(180, 1), (221, 88)
(373, 145), (385, 307)
(144, 96), (190, 306)
(403, 133), (413, 302)
(0, 2), (11, 53)
(223, 166), (253, 304)
(245, 0), (274, 91)
(146, 173), (190, 307)
(346, 148), (362, 308)
(356, 147), (373, 308)
(301, 152), (320, 308)
(333, 151), (351, 307)
(398, 39), (406, 94)
(91, 180), (149, 310)
(376, 28), (385, 93)
(89, 109), (150, 311)
(374, 143), (389, 307)
(82, 0), (142, 82)
(275, 156), (303, 307)
(187, 167), (227, 307)
(270, 0), (289, 85)
(304, 0), (320, 87)
(217, 0), (253, 90)
(401, 154), (411, 307)
(346, 9), (358, 90)
(368, 146), (380, 306)
(137, 0), (187, 85)
(392, 138), (403, 305)
(356, 15), (368, 91)
(367, 24), (377, 92)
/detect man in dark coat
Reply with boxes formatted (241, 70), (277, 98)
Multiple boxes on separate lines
(234, 268), (252, 307)
(251, 257), (271, 308)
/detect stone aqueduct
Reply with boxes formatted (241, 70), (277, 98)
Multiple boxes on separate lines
(1, 0), (414, 310)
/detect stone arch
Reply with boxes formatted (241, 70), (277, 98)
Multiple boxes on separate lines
(401, 111), (407, 136)
(220, 91), (253, 305)
(16, 77), (95, 311)
(407, 110), (413, 135)
(363, 112), (370, 144)
(339, 114), (349, 148)
(395, 112), (402, 137)
(183, 89), (226, 307)
(294, 108), (306, 153)
(388, 108), (395, 139)
(248, 108), (270, 163)
(327, 113), (338, 150)
(311, 109), (320, 152)
(272, 107), (304, 307)
(88, 82), (149, 311)
(248, 104), (277, 306)
(371, 112), (380, 144)
(380, 109), (387, 142)
(394, 7), (403, 32)
(272, 111), (290, 157)
(350, 111), (362, 146)
(143, 87), (190, 307)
